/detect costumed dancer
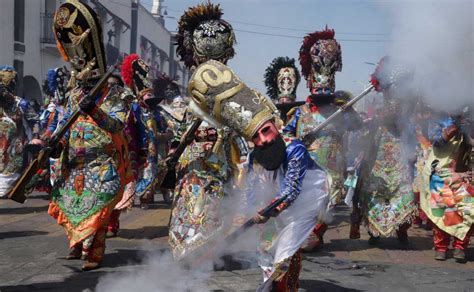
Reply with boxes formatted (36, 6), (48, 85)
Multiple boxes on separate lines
(152, 74), (185, 203)
(121, 54), (173, 210)
(356, 56), (418, 244)
(284, 27), (361, 251)
(44, 0), (131, 271)
(35, 67), (70, 193)
(241, 121), (329, 292)
(420, 111), (473, 262)
(0, 66), (30, 198)
(40, 67), (69, 136)
(264, 56), (301, 125)
(169, 2), (274, 259)
(105, 73), (136, 237)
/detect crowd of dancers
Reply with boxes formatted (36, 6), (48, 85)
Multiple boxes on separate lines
(0, 1), (472, 291)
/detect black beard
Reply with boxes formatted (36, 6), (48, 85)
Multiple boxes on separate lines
(143, 96), (162, 109)
(253, 135), (286, 170)
(309, 93), (335, 105)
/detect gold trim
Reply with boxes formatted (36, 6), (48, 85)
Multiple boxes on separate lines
(190, 63), (233, 94)
(67, 0), (105, 76)
(190, 89), (208, 113)
(189, 61), (235, 120)
(243, 108), (274, 139)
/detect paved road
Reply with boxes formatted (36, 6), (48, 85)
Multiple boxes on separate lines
(1, 192), (474, 292)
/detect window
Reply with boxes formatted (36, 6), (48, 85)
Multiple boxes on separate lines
(14, 0), (25, 43)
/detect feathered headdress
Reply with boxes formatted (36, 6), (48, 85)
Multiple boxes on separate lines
(47, 69), (59, 93)
(121, 54), (140, 89)
(299, 27), (339, 80)
(264, 57), (300, 102)
(176, 2), (235, 68)
(153, 73), (181, 101)
(42, 69), (57, 97)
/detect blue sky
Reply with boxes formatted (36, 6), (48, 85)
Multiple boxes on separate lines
(142, 0), (393, 100)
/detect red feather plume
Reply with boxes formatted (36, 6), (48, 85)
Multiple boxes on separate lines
(299, 26), (336, 80)
(121, 54), (140, 88)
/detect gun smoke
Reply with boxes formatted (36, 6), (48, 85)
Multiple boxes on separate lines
(379, 0), (473, 113)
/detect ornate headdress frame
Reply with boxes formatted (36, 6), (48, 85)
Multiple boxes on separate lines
(176, 2), (235, 69)
(264, 56), (301, 102)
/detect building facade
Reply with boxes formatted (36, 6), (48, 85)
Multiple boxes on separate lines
(0, 0), (188, 102)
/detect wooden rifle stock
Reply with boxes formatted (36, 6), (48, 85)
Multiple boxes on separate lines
(7, 65), (118, 203)
(225, 195), (287, 243)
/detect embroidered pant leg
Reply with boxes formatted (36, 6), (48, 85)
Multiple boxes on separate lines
(313, 223), (328, 239)
(273, 251), (302, 292)
(81, 233), (96, 259)
(452, 225), (474, 251)
(108, 209), (121, 233)
(432, 223), (450, 252)
(87, 225), (107, 263)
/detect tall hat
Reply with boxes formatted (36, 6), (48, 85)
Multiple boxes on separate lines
(176, 2), (236, 69)
(264, 57), (301, 103)
(188, 60), (276, 140)
(0, 65), (17, 93)
(153, 73), (181, 102)
(299, 27), (342, 96)
(53, 0), (106, 86)
(121, 54), (158, 107)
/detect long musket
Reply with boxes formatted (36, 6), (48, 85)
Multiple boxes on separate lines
(302, 84), (374, 143)
(7, 64), (119, 203)
(183, 195), (288, 264)
(181, 89), (374, 262)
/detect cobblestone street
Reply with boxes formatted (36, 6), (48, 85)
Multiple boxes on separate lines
(1, 193), (474, 292)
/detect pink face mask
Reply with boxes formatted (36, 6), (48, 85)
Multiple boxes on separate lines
(252, 120), (280, 147)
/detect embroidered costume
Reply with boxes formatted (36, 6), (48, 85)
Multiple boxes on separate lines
(356, 57), (417, 240)
(0, 66), (30, 197)
(420, 114), (473, 262)
(169, 3), (276, 259)
(121, 54), (172, 209)
(46, 0), (131, 271)
(284, 27), (360, 250)
(243, 139), (329, 291)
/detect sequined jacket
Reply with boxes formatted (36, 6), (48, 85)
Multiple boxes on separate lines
(245, 139), (318, 207)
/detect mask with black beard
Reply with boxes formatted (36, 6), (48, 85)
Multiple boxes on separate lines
(253, 135), (287, 170)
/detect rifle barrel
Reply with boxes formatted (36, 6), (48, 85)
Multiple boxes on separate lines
(305, 84), (374, 137)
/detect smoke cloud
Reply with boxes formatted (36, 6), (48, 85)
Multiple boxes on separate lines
(380, 0), (474, 113)
(95, 172), (275, 292)
(96, 249), (212, 292)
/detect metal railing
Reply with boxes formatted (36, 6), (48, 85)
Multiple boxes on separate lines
(40, 12), (56, 44)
